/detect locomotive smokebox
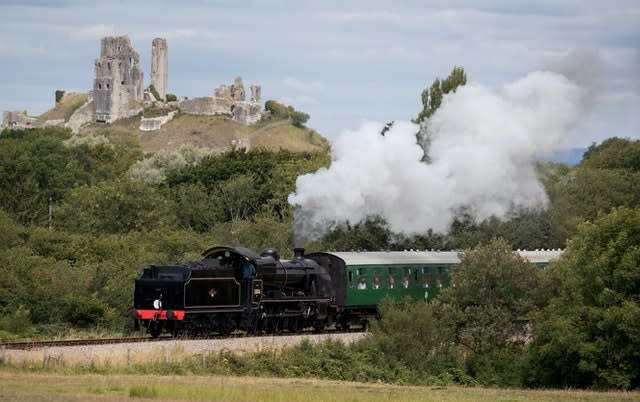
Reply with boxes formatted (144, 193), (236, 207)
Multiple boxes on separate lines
(294, 247), (305, 259)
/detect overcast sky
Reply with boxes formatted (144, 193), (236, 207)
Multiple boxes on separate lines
(1, 0), (638, 146)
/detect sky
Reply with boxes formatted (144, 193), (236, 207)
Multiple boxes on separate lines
(0, 0), (638, 147)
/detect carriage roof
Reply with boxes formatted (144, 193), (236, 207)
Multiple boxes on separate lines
(322, 249), (564, 266)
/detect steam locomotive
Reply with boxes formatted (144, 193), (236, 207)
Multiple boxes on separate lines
(132, 246), (562, 337)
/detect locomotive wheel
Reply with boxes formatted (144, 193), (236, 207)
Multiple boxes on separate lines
(148, 321), (163, 338)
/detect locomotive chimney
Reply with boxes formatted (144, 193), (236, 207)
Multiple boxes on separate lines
(293, 247), (305, 260)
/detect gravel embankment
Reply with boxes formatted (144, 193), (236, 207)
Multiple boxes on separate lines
(2, 332), (368, 366)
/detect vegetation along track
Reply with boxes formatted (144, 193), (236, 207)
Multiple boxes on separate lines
(1, 328), (365, 351)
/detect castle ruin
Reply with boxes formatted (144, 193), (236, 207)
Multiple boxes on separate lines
(179, 76), (262, 124)
(2, 35), (265, 132)
(151, 38), (168, 100)
(93, 35), (144, 123)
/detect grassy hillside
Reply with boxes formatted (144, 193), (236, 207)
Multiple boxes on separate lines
(77, 112), (329, 154)
(35, 92), (88, 125)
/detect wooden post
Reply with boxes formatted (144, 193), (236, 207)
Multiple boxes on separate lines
(87, 349), (93, 368)
(43, 347), (48, 369)
(127, 348), (131, 368)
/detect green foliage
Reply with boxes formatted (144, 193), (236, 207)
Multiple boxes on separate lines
(167, 149), (328, 226)
(311, 216), (392, 252)
(528, 207), (640, 389)
(55, 90), (65, 104)
(128, 144), (210, 185)
(129, 385), (158, 398)
(264, 99), (290, 118)
(148, 84), (161, 101)
(368, 299), (462, 376)
(414, 66), (467, 123)
(165, 93), (177, 102)
(291, 111), (310, 127)
(0, 305), (34, 339)
(582, 137), (640, 172)
(62, 294), (110, 328)
(440, 238), (545, 354)
(55, 178), (177, 234)
(0, 127), (86, 225)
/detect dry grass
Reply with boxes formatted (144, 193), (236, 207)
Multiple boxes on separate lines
(0, 370), (638, 402)
(35, 92), (88, 125)
(79, 112), (329, 155)
(251, 125), (329, 153)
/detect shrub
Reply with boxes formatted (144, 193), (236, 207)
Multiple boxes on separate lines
(165, 93), (177, 102)
(148, 84), (161, 101)
(55, 90), (65, 104)
(291, 111), (310, 127)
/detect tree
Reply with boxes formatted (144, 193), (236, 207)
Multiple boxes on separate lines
(436, 238), (547, 386)
(582, 137), (640, 172)
(440, 238), (545, 353)
(527, 207), (640, 390)
(291, 111), (310, 127)
(414, 66), (467, 123)
(55, 178), (177, 234)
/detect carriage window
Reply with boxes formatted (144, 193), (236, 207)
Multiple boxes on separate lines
(401, 268), (410, 288)
(422, 268), (431, 288)
(373, 272), (381, 289)
(437, 268), (444, 288)
(387, 268), (396, 288)
(348, 271), (353, 287)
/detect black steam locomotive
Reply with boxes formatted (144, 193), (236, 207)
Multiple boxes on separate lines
(132, 246), (346, 337)
(132, 245), (562, 337)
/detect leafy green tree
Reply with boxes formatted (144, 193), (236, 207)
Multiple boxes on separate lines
(167, 182), (219, 232)
(55, 178), (177, 234)
(582, 137), (640, 172)
(546, 167), (640, 242)
(0, 128), (86, 225)
(527, 207), (640, 390)
(367, 299), (462, 377)
(311, 216), (392, 252)
(291, 111), (310, 127)
(414, 66), (467, 123)
(440, 238), (545, 354)
(264, 99), (289, 118)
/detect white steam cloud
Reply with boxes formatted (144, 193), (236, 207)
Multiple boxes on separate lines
(288, 67), (591, 242)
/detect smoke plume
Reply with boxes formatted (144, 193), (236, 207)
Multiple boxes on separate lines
(288, 67), (591, 243)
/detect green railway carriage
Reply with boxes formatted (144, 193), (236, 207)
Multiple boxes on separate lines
(306, 249), (563, 326)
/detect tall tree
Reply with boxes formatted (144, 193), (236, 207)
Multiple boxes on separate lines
(414, 66), (467, 123)
(527, 207), (640, 389)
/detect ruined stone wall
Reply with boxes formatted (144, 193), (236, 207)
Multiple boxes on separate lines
(151, 38), (168, 100)
(2, 111), (37, 129)
(66, 98), (95, 133)
(192, 77), (262, 124)
(179, 97), (232, 115)
(93, 36), (144, 123)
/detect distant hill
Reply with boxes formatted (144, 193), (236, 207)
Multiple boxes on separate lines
(77, 112), (330, 154)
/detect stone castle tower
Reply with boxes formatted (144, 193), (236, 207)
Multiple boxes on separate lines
(151, 38), (168, 100)
(93, 35), (144, 123)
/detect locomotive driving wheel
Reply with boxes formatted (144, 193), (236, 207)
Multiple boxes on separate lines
(148, 321), (163, 338)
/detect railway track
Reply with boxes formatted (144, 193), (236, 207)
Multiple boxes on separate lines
(0, 328), (365, 351)
(0, 336), (175, 351)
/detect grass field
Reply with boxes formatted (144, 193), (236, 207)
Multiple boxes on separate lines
(0, 370), (638, 402)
